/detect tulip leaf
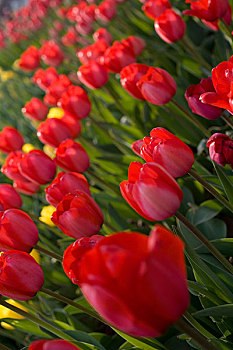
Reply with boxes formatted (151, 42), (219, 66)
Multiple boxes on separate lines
(196, 238), (233, 256)
(4, 318), (50, 338)
(193, 304), (233, 318)
(64, 330), (107, 350)
(213, 163), (233, 205)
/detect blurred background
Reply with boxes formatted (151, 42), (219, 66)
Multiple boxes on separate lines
(0, 0), (28, 17)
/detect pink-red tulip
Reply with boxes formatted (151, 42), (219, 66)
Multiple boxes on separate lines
(95, 0), (116, 22)
(77, 61), (109, 89)
(58, 86), (91, 120)
(29, 339), (80, 350)
(1, 151), (26, 182)
(120, 63), (149, 100)
(40, 41), (64, 67)
(154, 9), (186, 43)
(101, 41), (135, 73)
(0, 184), (22, 210)
(142, 0), (171, 20)
(32, 67), (59, 92)
(22, 98), (48, 121)
(93, 28), (112, 45)
(13, 180), (41, 196)
(61, 113), (82, 138)
(0, 127), (24, 153)
(207, 133), (233, 168)
(37, 118), (72, 148)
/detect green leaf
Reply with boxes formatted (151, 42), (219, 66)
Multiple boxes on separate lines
(65, 330), (107, 350)
(213, 163), (233, 205)
(194, 304), (233, 317)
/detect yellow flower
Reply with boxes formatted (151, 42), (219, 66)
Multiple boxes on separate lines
(0, 300), (27, 330)
(30, 249), (41, 264)
(39, 205), (56, 227)
(47, 107), (64, 119)
(22, 143), (35, 153)
(43, 145), (56, 159)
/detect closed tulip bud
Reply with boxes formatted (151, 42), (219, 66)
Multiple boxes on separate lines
(61, 114), (82, 139)
(0, 127), (24, 153)
(13, 180), (40, 196)
(0, 250), (44, 300)
(29, 340), (80, 350)
(0, 209), (39, 252)
(63, 235), (103, 284)
(32, 67), (59, 92)
(77, 40), (108, 65)
(142, 0), (171, 20)
(40, 41), (64, 67)
(132, 127), (194, 177)
(58, 86), (91, 120)
(120, 162), (183, 221)
(137, 67), (176, 105)
(1, 151), (27, 182)
(19, 46), (40, 71)
(77, 225), (189, 337)
(19, 150), (56, 185)
(93, 28), (112, 45)
(122, 36), (145, 56)
(22, 98), (48, 121)
(55, 139), (90, 173)
(95, 0), (116, 22)
(207, 133), (233, 169)
(46, 75), (72, 106)
(183, 0), (228, 22)
(77, 61), (109, 89)
(185, 77), (223, 120)
(45, 171), (91, 207)
(51, 190), (104, 239)
(154, 9), (186, 43)
(120, 63), (149, 100)
(39, 205), (56, 227)
(101, 41), (136, 73)
(37, 118), (72, 148)
(0, 184), (22, 210)
(201, 3), (232, 31)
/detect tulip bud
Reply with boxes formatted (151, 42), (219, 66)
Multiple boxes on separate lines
(40, 41), (64, 67)
(58, 86), (91, 120)
(29, 339), (80, 350)
(0, 127), (24, 154)
(45, 171), (91, 207)
(1, 151), (27, 182)
(22, 98), (48, 121)
(51, 190), (104, 239)
(19, 46), (40, 71)
(0, 250), (44, 300)
(122, 36), (145, 56)
(13, 180), (40, 196)
(101, 41), (136, 73)
(93, 28), (112, 45)
(142, 0), (171, 20)
(120, 162), (183, 221)
(207, 133), (233, 169)
(154, 9), (186, 43)
(183, 0), (228, 22)
(37, 118), (72, 148)
(77, 61), (109, 89)
(120, 63), (149, 100)
(32, 67), (59, 92)
(95, 0), (116, 23)
(0, 184), (22, 210)
(61, 114), (82, 139)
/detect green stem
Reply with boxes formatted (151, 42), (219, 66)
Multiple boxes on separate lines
(40, 287), (103, 323)
(219, 18), (233, 40)
(171, 99), (211, 138)
(221, 114), (233, 129)
(183, 311), (216, 339)
(104, 221), (117, 232)
(189, 168), (233, 214)
(86, 169), (120, 196)
(0, 299), (76, 343)
(35, 244), (62, 262)
(175, 211), (233, 275)
(175, 318), (217, 350)
(180, 37), (211, 71)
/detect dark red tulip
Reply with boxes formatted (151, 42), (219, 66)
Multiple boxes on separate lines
(0, 184), (22, 210)
(19, 46), (40, 71)
(40, 41), (64, 67)
(183, 0), (228, 22)
(207, 133), (233, 168)
(93, 28), (112, 45)
(45, 171), (91, 207)
(120, 63), (149, 100)
(51, 190), (104, 239)
(22, 98), (48, 121)
(29, 339), (80, 350)
(32, 67), (59, 92)
(0, 127), (24, 153)
(0, 250), (44, 300)
(55, 139), (90, 173)
(154, 9), (186, 43)
(37, 118), (72, 148)
(77, 61), (109, 89)
(142, 0), (171, 20)
(58, 86), (91, 120)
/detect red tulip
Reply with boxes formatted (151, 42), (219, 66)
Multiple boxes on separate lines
(22, 98), (48, 121)
(185, 77), (223, 120)
(0, 209), (38, 252)
(29, 339), (80, 350)
(58, 86), (91, 120)
(32, 67), (59, 92)
(63, 235), (103, 284)
(183, 0), (228, 22)
(120, 162), (183, 221)
(137, 67), (176, 105)
(1, 151), (27, 182)
(101, 41), (136, 73)
(95, 0), (116, 23)
(13, 180), (40, 196)
(51, 190), (104, 239)
(122, 36), (145, 56)
(93, 28), (112, 45)
(77, 225), (189, 337)
(0, 184), (22, 210)
(0, 127), (24, 153)
(132, 127), (194, 177)
(37, 118), (72, 148)
(142, 0), (171, 20)
(19, 46), (40, 71)
(45, 171), (91, 207)
(77, 61), (109, 89)
(40, 41), (64, 67)
(207, 133), (233, 168)
(154, 9), (186, 43)
(201, 3), (232, 31)
(45, 75), (72, 106)
(19, 150), (56, 185)
(76, 40), (108, 65)
(61, 114), (82, 138)
(62, 27), (79, 47)
(120, 63), (149, 100)
(55, 139), (90, 173)
(0, 250), (44, 300)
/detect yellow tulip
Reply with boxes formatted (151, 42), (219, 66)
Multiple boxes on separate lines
(43, 145), (56, 159)
(30, 249), (41, 264)
(47, 107), (64, 119)
(0, 300), (27, 330)
(22, 143), (35, 153)
(39, 205), (56, 227)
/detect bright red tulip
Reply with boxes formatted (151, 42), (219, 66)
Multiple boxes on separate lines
(183, 0), (228, 22)
(77, 225), (189, 337)
(0, 250), (44, 300)
(1, 151), (27, 182)
(101, 41), (136, 73)
(63, 235), (103, 284)
(0, 209), (38, 252)
(45, 171), (91, 207)
(0, 127), (24, 153)
(45, 75), (72, 106)
(37, 118), (72, 148)
(137, 67), (176, 105)
(55, 139), (90, 173)
(19, 46), (40, 71)
(185, 77), (223, 119)
(61, 114), (82, 138)
(120, 162), (183, 221)
(95, 0), (116, 22)
(19, 150), (56, 185)
(154, 9), (186, 43)
(122, 36), (145, 56)
(40, 41), (64, 67)
(58, 86), (91, 120)
(32, 67), (59, 92)
(76, 40), (108, 65)
(77, 61), (109, 89)
(142, 0), (171, 20)
(51, 190), (104, 239)
(22, 98), (48, 121)
(29, 339), (80, 350)
(0, 184), (22, 210)
(207, 133), (233, 168)
(93, 28), (112, 45)
(132, 127), (194, 177)
(120, 63), (149, 100)
(62, 27), (79, 47)
(13, 180), (40, 196)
